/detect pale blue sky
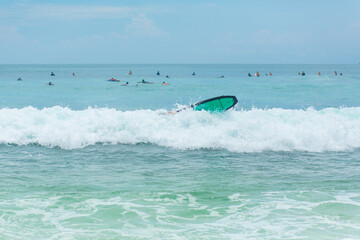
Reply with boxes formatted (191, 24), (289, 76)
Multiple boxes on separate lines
(1, 0), (360, 64)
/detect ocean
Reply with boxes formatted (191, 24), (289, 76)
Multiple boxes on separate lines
(0, 64), (360, 239)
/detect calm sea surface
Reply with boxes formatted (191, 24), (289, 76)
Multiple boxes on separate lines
(0, 64), (360, 239)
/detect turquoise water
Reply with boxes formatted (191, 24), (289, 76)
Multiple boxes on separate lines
(1, 64), (360, 239)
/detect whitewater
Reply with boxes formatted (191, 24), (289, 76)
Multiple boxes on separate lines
(1, 106), (360, 152)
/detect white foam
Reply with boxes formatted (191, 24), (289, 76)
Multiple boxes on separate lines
(0, 106), (360, 152)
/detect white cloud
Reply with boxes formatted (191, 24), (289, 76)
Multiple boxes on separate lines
(125, 14), (163, 37)
(0, 25), (24, 41)
(0, 4), (149, 20)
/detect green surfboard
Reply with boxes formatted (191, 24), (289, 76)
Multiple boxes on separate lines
(192, 96), (238, 112)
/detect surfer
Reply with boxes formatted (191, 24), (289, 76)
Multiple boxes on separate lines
(340, 73), (343, 76)
(129, 70), (132, 75)
(166, 75), (170, 78)
(157, 71), (160, 76)
(192, 72), (196, 76)
(219, 75), (224, 78)
(73, 73), (75, 76)
(248, 73), (252, 77)
(50, 72), (55, 76)
(318, 72), (321, 76)
(162, 82), (169, 85)
(47, 82), (54, 86)
(301, 71), (305, 76)
(335, 71), (338, 76)
(256, 72), (260, 77)
(269, 72), (272, 76)
(17, 77), (22, 81)
(122, 82), (129, 86)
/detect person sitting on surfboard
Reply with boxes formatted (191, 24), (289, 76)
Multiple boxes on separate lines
(192, 72), (196, 76)
(50, 72), (55, 76)
(17, 77), (22, 81)
(162, 82), (169, 85)
(157, 71), (160, 75)
(47, 82), (54, 86)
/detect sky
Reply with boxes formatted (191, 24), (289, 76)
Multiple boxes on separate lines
(0, 0), (360, 64)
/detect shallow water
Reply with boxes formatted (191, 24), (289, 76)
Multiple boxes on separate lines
(0, 64), (360, 239)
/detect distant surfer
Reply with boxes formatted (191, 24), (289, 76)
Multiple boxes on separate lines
(73, 73), (75, 76)
(17, 77), (22, 81)
(340, 73), (343, 76)
(192, 72), (196, 76)
(157, 71), (160, 76)
(318, 72), (321, 76)
(166, 75), (170, 78)
(269, 72), (272, 76)
(50, 72), (55, 76)
(129, 70), (132, 75)
(137, 79), (153, 84)
(256, 72), (260, 77)
(248, 73), (252, 77)
(108, 78), (120, 82)
(122, 82), (129, 86)
(335, 71), (338, 76)
(219, 75), (224, 78)
(301, 71), (305, 76)
(47, 82), (54, 86)
(162, 82), (169, 85)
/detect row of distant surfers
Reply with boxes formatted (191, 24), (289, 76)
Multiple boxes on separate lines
(15, 70), (344, 81)
(44, 80), (169, 86)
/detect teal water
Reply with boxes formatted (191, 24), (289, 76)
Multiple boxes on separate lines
(0, 64), (360, 239)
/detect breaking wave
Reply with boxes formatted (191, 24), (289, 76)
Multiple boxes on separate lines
(0, 106), (360, 152)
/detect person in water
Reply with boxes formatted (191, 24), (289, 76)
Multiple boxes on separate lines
(192, 72), (196, 76)
(318, 72), (321, 76)
(47, 82), (54, 86)
(162, 82), (169, 85)
(340, 73), (343, 76)
(301, 71), (305, 76)
(17, 77), (22, 81)
(50, 72), (55, 76)
(269, 72), (272, 76)
(335, 71), (338, 76)
(219, 75), (224, 78)
(73, 73), (75, 76)
(248, 73), (252, 77)
(166, 75), (170, 78)
(157, 71), (160, 75)
(129, 70), (132, 75)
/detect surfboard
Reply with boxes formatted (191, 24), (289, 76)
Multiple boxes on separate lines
(191, 95), (238, 112)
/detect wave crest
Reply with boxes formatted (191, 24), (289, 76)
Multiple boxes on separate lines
(0, 106), (360, 152)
